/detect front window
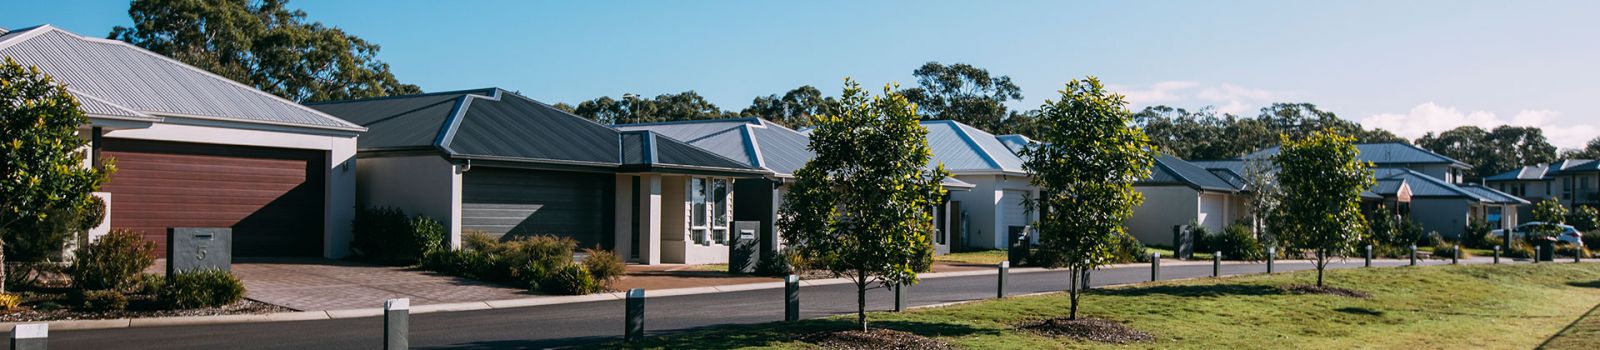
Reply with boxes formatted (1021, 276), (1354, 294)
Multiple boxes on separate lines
(712, 178), (729, 244)
(689, 177), (731, 245)
(691, 178), (708, 244)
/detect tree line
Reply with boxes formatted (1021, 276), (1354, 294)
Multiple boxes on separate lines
(108, 0), (1600, 182)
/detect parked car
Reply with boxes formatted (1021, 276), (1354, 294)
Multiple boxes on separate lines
(1490, 222), (1584, 246)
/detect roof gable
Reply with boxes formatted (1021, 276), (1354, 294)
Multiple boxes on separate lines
(1247, 143), (1468, 168)
(0, 25), (361, 131)
(922, 120), (1026, 174)
(1141, 155), (1241, 192)
(615, 118), (815, 176)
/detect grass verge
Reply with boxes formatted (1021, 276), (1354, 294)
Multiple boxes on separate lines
(599, 263), (1600, 349)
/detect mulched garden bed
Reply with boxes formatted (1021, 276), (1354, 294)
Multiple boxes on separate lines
(801, 328), (952, 350)
(0, 293), (290, 323)
(1281, 284), (1372, 298)
(1017, 317), (1154, 344)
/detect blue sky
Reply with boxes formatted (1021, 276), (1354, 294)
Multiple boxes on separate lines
(6, 1), (1598, 148)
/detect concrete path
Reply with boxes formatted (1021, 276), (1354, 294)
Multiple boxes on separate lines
(3, 257), (1528, 349)
(234, 259), (532, 311)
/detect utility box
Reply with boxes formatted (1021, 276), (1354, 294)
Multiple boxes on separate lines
(728, 221), (761, 274)
(167, 227), (232, 276)
(1173, 225), (1194, 260)
(1008, 226), (1031, 266)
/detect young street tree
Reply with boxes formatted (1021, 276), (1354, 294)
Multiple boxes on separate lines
(1531, 198), (1568, 240)
(0, 58), (113, 292)
(1268, 129), (1373, 287)
(777, 79), (947, 331)
(1020, 77), (1155, 320)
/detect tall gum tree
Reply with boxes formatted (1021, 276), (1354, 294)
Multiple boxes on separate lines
(1020, 77), (1155, 320)
(777, 79), (947, 331)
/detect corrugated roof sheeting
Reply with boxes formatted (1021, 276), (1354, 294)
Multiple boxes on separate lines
(750, 124), (813, 174)
(1374, 168), (1481, 200)
(1460, 185), (1530, 205)
(448, 93), (620, 164)
(616, 118), (816, 175)
(653, 135), (753, 169)
(311, 92), (468, 150)
(1247, 143), (1466, 167)
(1142, 155), (1240, 192)
(0, 27), (359, 130)
(954, 122), (1026, 171)
(621, 133), (645, 164)
(67, 89), (154, 120)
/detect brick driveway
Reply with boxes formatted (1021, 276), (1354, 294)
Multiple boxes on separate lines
(233, 258), (531, 311)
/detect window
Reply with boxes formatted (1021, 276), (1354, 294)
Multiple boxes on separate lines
(691, 178), (708, 244)
(712, 178), (729, 244)
(1564, 177), (1574, 200)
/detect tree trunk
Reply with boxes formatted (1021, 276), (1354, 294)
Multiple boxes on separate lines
(1315, 249), (1325, 287)
(1068, 266), (1080, 320)
(856, 273), (867, 331)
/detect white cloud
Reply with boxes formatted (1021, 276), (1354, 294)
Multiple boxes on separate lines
(1110, 81), (1283, 116)
(1358, 103), (1596, 149)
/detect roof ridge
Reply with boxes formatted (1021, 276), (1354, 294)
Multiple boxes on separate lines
(616, 117), (762, 128)
(306, 88), (498, 106)
(939, 120), (1004, 171)
(64, 87), (156, 120)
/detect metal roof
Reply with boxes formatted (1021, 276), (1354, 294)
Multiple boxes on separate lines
(1141, 154), (1242, 192)
(1247, 143), (1469, 169)
(0, 25), (362, 132)
(1460, 184), (1531, 205)
(313, 88), (761, 174)
(921, 120), (1026, 175)
(1373, 167), (1490, 201)
(1485, 159), (1598, 181)
(616, 118), (814, 176)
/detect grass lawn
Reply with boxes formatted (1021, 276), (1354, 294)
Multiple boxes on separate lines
(601, 263), (1600, 349)
(935, 250), (1011, 265)
(1542, 299), (1600, 350)
(1416, 246), (1497, 258)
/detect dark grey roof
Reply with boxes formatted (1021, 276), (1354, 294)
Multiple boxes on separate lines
(1485, 159), (1598, 181)
(1460, 184), (1531, 205)
(1372, 168), (1496, 202)
(922, 120), (1026, 174)
(313, 88), (761, 174)
(1247, 143), (1469, 169)
(1141, 154), (1241, 192)
(616, 118), (813, 176)
(0, 25), (361, 131)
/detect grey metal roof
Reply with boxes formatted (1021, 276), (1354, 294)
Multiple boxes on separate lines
(995, 134), (1034, 155)
(1485, 159), (1598, 181)
(313, 88), (761, 174)
(0, 25), (362, 131)
(1373, 168), (1487, 200)
(922, 120), (1026, 174)
(1460, 184), (1531, 205)
(1246, 143), (1469, 169)
(616, 118), (814, 176)
(1141, 154), (1242, 192)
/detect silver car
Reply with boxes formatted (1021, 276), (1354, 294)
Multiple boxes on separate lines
(1491, 222), (1584, 246)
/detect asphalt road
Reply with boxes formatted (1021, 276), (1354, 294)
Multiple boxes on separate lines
(5, 257), (1514, 349)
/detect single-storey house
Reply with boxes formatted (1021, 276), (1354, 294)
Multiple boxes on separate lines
(616, 118), (973, 255)
(1374, 168), (1526, 236)
(1485, 159), (1600, 218)
(1, 25), (362, 258)
(1130, 155), (1251, 246)
(922, 120), (1037, 250)
(310, 89), (766, 265)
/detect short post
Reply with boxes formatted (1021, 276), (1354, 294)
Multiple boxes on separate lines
(997, 261), (1009, 299)
(625, 288), (645, 343)
(1151, 253), (1161, 281)
(1576, 250), (1583, 263)
(384, 298), (409, 350)
(1266, 247), (1276, 274)
(10, 323), (46, 350)
(1493, 245), (1501, 264)
(1364, 245), (1373, 267)
(1212, 251), (1222, 277)
(1452, 245), (1460, 265)
(784, 275), (800, 322)
(1535, 245), (1542, 264)
(1409, 244), (1418, 266)
(893, 283), (905, 312)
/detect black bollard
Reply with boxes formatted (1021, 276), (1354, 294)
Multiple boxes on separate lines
(1266, 247), (1276, 274)
(893, 283), (905, 312)
(1535, 246), (1542, 264)
(1409, 244), (1418, 266)
(1213, 251), (1222, 277)
(997, 261), (1009, 299)
(625, 288), (645, 343)
(384, 298), (409, 350)
(1452, 245), (1459, 265)
(784, 275), (799, 322)
(1364, 245), (1373, 267)
(1151, 253), (1161, 281)
(1493, 245), (1501, 264)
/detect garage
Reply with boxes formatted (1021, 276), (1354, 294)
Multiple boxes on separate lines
(461, 167), (614, 248)
(1199, 193), (1228, 232)
(101, 139), (327, 257)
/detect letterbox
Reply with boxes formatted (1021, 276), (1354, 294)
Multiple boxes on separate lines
(728, 221), (761, 274)
(167, 227), (232, 276)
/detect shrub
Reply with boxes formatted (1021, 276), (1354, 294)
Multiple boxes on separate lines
(161, 270), (245, 309)
(351, 207), (446, 265)
(135, 273), (164, 296)
(462, 230), (499, 251)
(1199, 224), (1265, 261)
(77, 289), (128, 311)
(582, 247), (625, 291)
(1555, 244), (1590, 259)
(1427, 232), (1470, 259)
(71, 229), (156, 291)
(1109, 231), (1148, 264)
(1187, 225), (1215, 253)
(542, 264), (598, 295)
(5, 202), (98, 262)
(755, 250), (794, 277)
(408, 215), (448, 258)
(1504, 240), (1535, 259)
(420, 249), (494, 280)
(1463, 220), (1496, 249)
(420, 234), (583, 291)
(0, 294), (20, 310)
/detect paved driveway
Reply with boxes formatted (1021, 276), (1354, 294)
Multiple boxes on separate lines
(233, 259), (531, 311)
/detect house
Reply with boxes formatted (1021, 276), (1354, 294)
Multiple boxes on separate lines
(1231, 142), (1521, 238)
(310, 89), (767, 265)
(921, 120), (1037, 250)
(1130, 155), (1251, 246)
(0, 25), (362, 258)
(616, 118), (974, 255)
(1485, 159), (1600, 217)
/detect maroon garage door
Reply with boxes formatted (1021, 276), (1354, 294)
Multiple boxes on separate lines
(100, 139), (325, 257)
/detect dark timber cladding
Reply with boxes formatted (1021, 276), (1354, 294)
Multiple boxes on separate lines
(462, 167), (615, 248)
(100, 139), (326, 257)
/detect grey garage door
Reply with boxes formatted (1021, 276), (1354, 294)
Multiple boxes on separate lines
(462, 167), (613, 248)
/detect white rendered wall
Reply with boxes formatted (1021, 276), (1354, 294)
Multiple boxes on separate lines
(356, 155), (462, 249)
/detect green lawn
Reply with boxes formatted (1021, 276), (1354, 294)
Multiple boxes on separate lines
(600, 263), (1600, 349)
(937, 248), (1210, 266)
(1542, 301), (1600, 350)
